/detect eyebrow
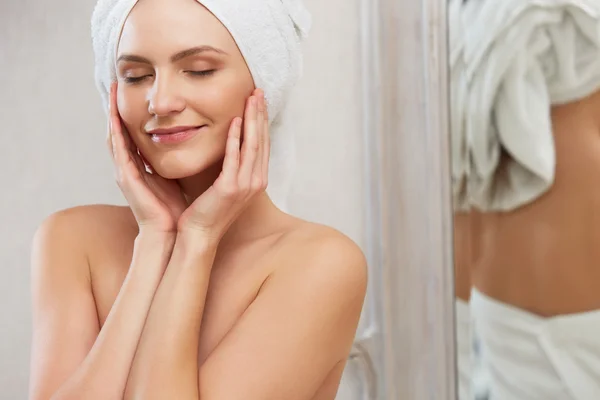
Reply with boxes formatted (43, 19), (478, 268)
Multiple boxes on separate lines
(117, 45), (228, 65)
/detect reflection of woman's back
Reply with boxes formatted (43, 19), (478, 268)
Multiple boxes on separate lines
(463, 90), (600, 400)
(450, 0), (600, 314)
(473, 89), (600, 316)
(450, 0), (600, 398)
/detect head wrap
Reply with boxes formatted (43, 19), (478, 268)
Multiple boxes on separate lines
(91, 0), (312, 210)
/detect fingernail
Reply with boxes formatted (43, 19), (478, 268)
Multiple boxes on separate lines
(235, 117), (242, 127)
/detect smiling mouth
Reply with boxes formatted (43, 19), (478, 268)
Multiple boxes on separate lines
(149, 125), (206, 144)
(147, 124), (205, 135)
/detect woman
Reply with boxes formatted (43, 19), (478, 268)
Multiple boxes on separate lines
(28, 0), (368, 399)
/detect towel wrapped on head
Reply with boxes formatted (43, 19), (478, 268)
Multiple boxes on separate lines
(91, 0), (312, 210)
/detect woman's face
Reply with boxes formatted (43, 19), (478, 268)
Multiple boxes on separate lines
(116, 0), (255, 179)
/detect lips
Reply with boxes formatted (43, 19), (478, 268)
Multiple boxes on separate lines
(147, 125), (206, 144)
(147, 125), (204, 135)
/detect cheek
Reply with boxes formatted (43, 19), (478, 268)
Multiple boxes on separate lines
(116, 88), (147, 144)
(196, 75), (254, 122)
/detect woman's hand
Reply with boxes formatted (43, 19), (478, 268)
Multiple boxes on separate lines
(108, 82), (187, 234)
(177, 89), (270, 242)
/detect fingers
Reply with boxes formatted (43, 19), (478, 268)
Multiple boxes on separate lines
(215, 89), (269, 202)
(138, 150), (155, 174)
(221, 117), (242, 190)
(108, 82), (143, 187)
(108, 83), (136, 153)
(238, 95), (260, 189)
(134, 148), (149, 175)
(259, 90), (270, 184)
(109, 84), (128, 167)
(109, 84), (123, 164)
(107, 83), (117, 161)
(255, 90), (265, 179)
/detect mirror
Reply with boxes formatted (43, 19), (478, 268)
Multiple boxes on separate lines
(450, 1), (600, 399)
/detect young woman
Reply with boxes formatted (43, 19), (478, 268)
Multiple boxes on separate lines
(28, 0), (368, 399)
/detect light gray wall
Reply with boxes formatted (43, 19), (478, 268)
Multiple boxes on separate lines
(0, 0), (366, 399)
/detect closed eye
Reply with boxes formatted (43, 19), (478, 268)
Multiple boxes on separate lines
(123, 75), (151, 84)
(187, 70), (216, 77)
(121, 70), (216, 84)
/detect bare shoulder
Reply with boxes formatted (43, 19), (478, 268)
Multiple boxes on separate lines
(38, 204), (134, 229)
(36, 204), (136, 239)
(33, 204), (137, 262)
(284, 219), (367, 267)
(271, 219), (368, 300)
(196, 221), (367, 399)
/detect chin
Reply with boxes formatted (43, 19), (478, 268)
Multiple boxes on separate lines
(150, 152), (223, 180)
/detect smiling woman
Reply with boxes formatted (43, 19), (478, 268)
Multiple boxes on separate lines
(27, 0), (367, 399)
(113, 0), (255, 182)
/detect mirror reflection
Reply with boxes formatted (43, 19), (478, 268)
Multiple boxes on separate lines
(450, 1), (600, 399)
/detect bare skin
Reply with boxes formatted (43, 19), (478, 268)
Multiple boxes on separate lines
(463, 89), (600, 317)
(30, 204), (363, 400)
(453, 212), (474, 302)
(28, 0), (367, 399)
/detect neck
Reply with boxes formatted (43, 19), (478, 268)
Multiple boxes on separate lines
(176, 161), (282, 246)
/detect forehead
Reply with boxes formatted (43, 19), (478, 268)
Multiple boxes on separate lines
(117, 0), (239, 56)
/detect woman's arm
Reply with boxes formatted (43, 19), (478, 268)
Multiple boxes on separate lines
(123, 91), (268, 399)
(123, 231), (216, 399)
(29, 208), (175, 400)
(123, 228), (367, 400)
(198, 232), (367, 400)
(123, 89), (364, 399)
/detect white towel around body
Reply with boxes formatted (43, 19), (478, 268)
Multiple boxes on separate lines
(455, 298), (473, 400)
(470, 288), (600, 400)
(449, 0), (600, 212)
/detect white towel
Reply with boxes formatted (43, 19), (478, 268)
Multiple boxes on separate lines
(455, 298), (473, 400)
(91, 0), (312, 211)
(450, 0), (600, 212)
(470, 288), (600, 400)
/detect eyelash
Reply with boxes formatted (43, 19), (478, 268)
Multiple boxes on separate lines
(189, 69), (216, 77)
(123, 70), (216, 84)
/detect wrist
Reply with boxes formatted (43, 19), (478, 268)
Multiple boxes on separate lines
(135, 230), (177, 253)
(176, 227), (221, 254)
(130, 230), (177, 277)
(137, 228), (177, 243)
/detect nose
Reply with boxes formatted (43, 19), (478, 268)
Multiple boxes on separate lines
(147, 74), (185, 116)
